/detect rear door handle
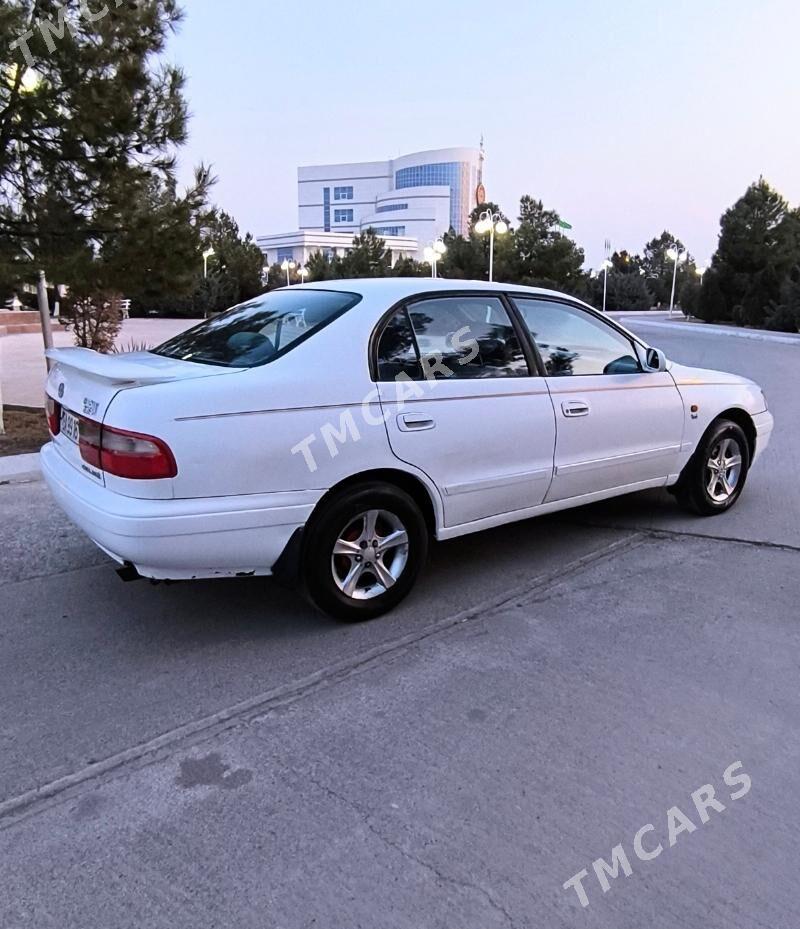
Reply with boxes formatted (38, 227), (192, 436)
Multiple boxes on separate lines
(562, 401), (590, 418)
(398, 413), (436, 432)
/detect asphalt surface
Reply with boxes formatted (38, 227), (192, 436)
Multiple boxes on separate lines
(0, 322), (797, 928)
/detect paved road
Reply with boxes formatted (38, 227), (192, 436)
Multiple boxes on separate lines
(1, 323), (797, 928)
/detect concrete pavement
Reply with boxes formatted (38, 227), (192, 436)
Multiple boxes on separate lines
(0, 322), (797, 928)
(0, 452), (40, 483)
(0, 317), (199, 407)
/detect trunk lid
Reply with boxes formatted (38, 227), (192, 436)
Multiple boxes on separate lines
(45, 348), (239, 486)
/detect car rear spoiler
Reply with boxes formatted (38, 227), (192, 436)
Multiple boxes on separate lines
(46, 347), (181, 386)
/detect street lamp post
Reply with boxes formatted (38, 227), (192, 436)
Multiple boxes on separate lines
(298, 267), (309, 284)
(474, 211), (509, 283)
(423, 239), (447, 279)
(202, 247), (215, 278)
(281, 259), (297, 286)
(666, 246), (689, 318)
(600, 259), (613, 313)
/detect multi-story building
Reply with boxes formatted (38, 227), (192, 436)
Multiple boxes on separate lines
(258, 146), (482, 268)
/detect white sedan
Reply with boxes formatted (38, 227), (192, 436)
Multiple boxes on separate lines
(42, 280), (774, 620)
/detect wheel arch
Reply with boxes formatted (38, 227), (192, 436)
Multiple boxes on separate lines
(271, 466), (443, 588)
(715, 407), (757, 461)
(310, 467), (442, 537)
(675, 406), (757, 493)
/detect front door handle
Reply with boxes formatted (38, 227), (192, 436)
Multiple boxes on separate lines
(398, 413), (436, 432)
(562, 401), (590, 418)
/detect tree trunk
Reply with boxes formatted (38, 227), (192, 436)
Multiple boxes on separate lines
(0, 342), (5, 436)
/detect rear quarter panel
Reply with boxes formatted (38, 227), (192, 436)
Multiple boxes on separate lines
(103, 305), (412, 500)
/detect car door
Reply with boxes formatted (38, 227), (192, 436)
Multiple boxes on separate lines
(511, 296), (685, 503)
(374, 294), (557, 528)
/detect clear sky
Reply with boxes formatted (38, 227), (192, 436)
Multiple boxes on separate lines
(169, 0), (800, 268)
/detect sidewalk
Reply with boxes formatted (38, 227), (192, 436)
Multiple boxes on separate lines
(0, 452), (40, 484)
(0, 317), (199, 407)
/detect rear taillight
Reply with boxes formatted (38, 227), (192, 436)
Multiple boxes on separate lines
(78, 418), (177, 480)
(100, 424), (178, 480)
(45, 395), (60, 435)
(78, 417), (102, 468)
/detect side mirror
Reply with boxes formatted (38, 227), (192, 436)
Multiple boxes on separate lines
(645, 347), (667, 372)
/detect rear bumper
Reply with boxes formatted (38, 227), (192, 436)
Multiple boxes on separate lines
(753, 410), (774, 465)
(41, 443), (321, 580)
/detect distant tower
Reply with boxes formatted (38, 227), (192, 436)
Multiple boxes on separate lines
(476, 135), (487, 207)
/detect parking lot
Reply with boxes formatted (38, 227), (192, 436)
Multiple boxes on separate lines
(1, 322), (797, 928)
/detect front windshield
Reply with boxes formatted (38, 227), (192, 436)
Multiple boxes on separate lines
(153, 289), (362, 368)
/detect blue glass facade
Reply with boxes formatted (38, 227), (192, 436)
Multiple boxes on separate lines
(376, 203), (408, 214)
(277, 247), (295, 262)
(372, 225), (406, 236)
(394, 161), (470, 234)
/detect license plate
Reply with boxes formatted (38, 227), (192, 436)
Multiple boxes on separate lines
(60, 407), (80, 444)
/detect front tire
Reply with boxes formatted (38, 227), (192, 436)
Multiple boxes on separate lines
(675, 419), (750, 516)
(303, 482), (429, 621)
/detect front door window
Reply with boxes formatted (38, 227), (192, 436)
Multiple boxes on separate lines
(513, 298), (640, 376)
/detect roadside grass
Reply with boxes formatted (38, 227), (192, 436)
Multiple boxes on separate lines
(0, 410), (50, 457)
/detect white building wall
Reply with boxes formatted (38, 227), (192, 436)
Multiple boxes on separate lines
(256, 231), (418, 269)
(296, 147), (481, 244)
(360, 186), (452, 252)
(298, 161), (392, 234)
(260, 147), (482, 263)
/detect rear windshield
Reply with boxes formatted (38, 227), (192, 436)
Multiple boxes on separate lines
(153, 289), (362, 368)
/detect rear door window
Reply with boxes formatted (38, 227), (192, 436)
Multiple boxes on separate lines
(376, 296), (530, 381)
(376, 309), (424, 381)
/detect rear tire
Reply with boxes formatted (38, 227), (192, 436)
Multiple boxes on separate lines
(303, 482), (429, 621)
(675, 419), (750, 516)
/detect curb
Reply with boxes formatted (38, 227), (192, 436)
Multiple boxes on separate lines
(4, 404), (43, 414)
(622, 318), (800, 346)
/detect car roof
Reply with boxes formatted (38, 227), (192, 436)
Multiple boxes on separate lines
(292, 277), (646, 349)
(298, 277), (579, 303)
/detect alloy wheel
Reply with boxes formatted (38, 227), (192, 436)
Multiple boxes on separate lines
(706, 437), (744, 503)
(331, 509), (410, 601)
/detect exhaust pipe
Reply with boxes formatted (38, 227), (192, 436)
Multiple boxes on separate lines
(116, 563), (142, 583)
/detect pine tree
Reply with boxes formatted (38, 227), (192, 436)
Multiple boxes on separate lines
(703, 179), (800, 326)
(515, 196), (584, 289)
(306, 250), (341, 282)
(340, 230), (392, 278)
(641, 231), (692, 305)
(696, 268), (728, 322)
(1, 0), (200, 299)
(589, 271), (652, 311)
(196, 209), (265, 309)
(765, 267), (800, 333)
